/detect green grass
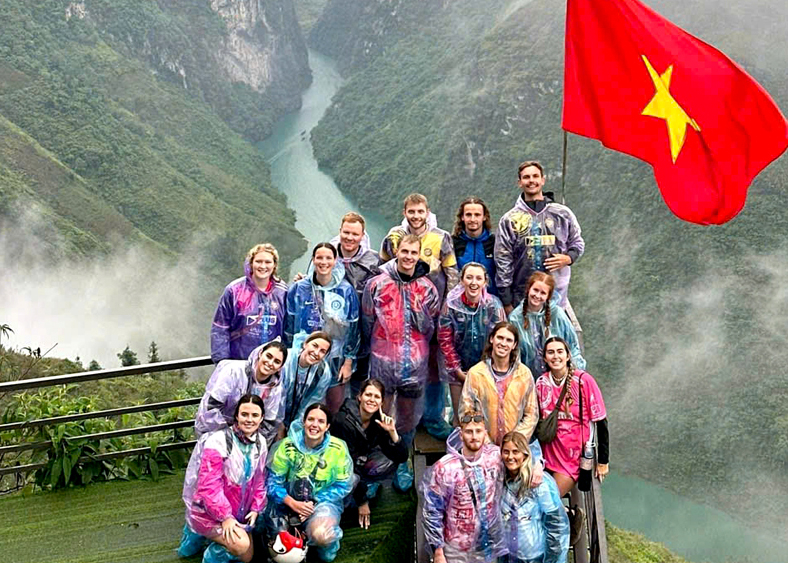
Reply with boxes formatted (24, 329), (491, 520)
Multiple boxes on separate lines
(0, 471), (415, 563)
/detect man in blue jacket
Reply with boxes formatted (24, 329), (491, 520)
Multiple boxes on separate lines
(451, 197), (497, 295)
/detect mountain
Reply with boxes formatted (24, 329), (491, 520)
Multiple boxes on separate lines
(0, 0), (311, 278)
(308, 0), (788, 535)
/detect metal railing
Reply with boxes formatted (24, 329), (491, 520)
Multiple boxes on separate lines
(0, 356), (213, 478)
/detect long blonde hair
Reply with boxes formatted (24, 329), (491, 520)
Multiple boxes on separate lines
(501, 431), (533, 499)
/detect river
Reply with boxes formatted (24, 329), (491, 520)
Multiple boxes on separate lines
(259, 50), (787, 563)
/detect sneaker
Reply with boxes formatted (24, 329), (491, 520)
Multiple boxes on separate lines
(392, 461), (414, 492)
(365, 481), (381, 500)
(568, 505), (586, 546)
(177, 524), (206, 558)
(202, 541), (232, 563)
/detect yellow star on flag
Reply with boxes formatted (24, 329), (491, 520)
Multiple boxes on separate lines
(641, 55), (701, 163)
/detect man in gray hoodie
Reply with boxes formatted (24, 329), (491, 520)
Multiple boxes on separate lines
(495, 161), (585, 315)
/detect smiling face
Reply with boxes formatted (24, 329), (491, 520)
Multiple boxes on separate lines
(518, 165), (546, 201)
(338, 220), (364, 256)
(544, 340), (570, 374)
(358, 383), (383, 416)
(300, 338), (330, 367)
(404, 202), (429, 233)
(501, 439), (527, 474)
(256, 346), (285, 382)
(313, 247), (336, 278)
(304, 407), (329, 443)
(461, 265), (486, 302)
(490, 326), (517, 362)
(251, 251), (276, 284)
(461, 420), (487, 455)
(461, 203), (485, 237)
(236, 402), (263, 437)
(396, 240), (421, 276)
(527, 280), (551, 312)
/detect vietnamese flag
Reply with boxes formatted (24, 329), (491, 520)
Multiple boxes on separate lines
(562, 0), (788, 225)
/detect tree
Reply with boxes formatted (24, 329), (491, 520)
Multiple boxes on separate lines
(88, 359), (102, 371)
(0, 323), (13, 346)
(148, 341), (160, 363)
(117, 346), (139, 367)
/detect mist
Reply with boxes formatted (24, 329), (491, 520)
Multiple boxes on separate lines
(0, 204), (217, 368)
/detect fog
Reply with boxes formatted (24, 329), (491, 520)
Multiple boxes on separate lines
(0, 204), (216, 368)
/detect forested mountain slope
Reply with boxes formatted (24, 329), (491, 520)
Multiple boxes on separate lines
(0, 1), (310, 278)
(309, 0), (788, 534)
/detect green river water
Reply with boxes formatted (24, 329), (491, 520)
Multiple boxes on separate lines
(259, 49), (788, 563)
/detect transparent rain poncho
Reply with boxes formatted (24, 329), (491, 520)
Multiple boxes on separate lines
(420, 429), (506, 562)
(194, 343), (285, 446)
(284, 260), (360, 380)
(437, 284), (506, 384)
(500, 472), (569, 563)
(508, 296), (586, 379)
(265, 422), (353, 561)
(182, 426), (268, 537)
(279, 332), (334, 428)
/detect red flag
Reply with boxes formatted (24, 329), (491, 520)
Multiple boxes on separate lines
(562, 0), (788, 225)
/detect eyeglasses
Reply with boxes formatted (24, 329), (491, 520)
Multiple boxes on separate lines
(460, 414), (484, 424)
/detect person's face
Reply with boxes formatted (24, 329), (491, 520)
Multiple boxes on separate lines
(396, 240), (421, 274)
(491, 327), (517, 361)
(461, 266), (486, 301)
(501, 440), (527, 474)
(236, 402), (263, 436)
(256, 347), (285, 381)
(339, 221), (364, 255)
(313, 248), (336, 277)
(251, 251), (275, 282)
(461, 421), (487, 453)
(358, 384), (383, 415)
(304, 408), (329, 442)
(518, 166), (546, 200)
(461, 203), (485, 235)
(527, 280), (551, 312)
(300, 338), (330, 366)
(544, 340), (569, 373)
(404, 203), (429, 231)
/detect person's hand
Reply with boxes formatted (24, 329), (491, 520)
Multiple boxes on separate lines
(339, 360), (353, 384)
(292, 272), (305, 282)
(432, 547), (447, 563)
(504, 304), (514, 316)
(221, 517), (244, 543)
(455, 370), (466, 383)
(286, 497), (315, 520)
(596, 463), (609, 482)
(530, 459), (544, 488)
(358, 502), (371, 529)
(245, 511), (258, 528)
(544, 253), (572, 272)
(375, 407), (399, 442)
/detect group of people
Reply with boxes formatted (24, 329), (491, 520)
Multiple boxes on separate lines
(177, 160), (610, 563)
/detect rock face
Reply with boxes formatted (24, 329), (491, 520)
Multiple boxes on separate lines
(210, 0), (310, 96)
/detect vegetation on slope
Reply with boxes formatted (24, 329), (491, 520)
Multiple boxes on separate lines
(0, 1), (308, 279)
(309, 0), (788, 535)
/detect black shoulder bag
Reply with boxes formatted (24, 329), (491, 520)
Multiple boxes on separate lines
(535, 375), (570, 444)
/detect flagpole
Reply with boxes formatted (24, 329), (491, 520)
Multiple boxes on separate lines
(561, 130), (568, 205)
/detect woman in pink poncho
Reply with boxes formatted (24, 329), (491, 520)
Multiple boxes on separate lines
(535, 336), (609, 497)
(178, 394), (268, 562)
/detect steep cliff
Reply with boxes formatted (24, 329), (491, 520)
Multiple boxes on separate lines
(309, 0), (788, 536)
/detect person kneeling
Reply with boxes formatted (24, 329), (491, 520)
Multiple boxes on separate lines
(331, 378), (409, 529)
(179, 394), (268, 563)
(265, 404), (353, 562)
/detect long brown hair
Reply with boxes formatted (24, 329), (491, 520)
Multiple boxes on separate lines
(542, 335), (575, 415)
(521, 272), (554, 339)
(501, 431), (532, 499)
(452, 197), (492, 237)
(482, 321), (520, 366)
